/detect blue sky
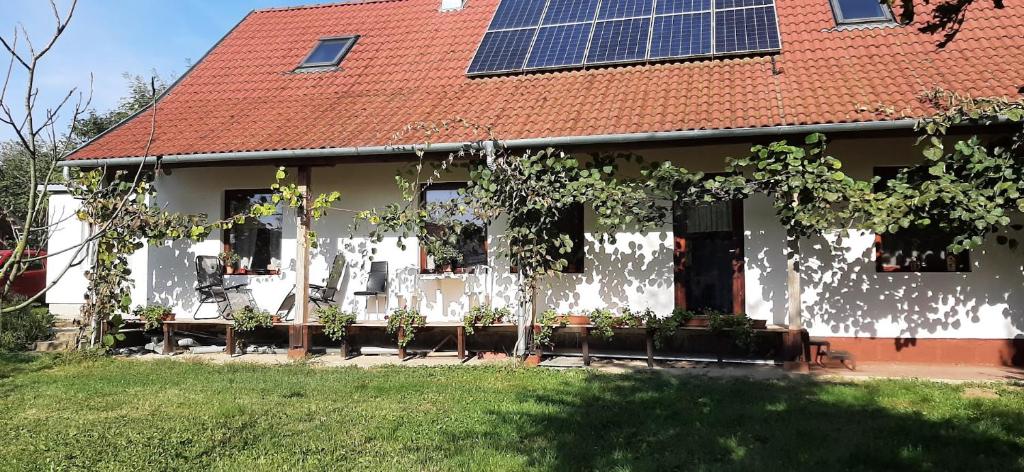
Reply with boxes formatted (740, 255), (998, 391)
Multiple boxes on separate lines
(0, 0), (318, 140)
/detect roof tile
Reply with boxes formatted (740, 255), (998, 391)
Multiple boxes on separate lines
(70, 0), (1024, 160)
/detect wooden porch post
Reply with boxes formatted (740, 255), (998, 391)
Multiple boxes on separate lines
(288, 166), (312, 360)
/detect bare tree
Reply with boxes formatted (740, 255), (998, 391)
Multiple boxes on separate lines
(0, 0), (158, 316)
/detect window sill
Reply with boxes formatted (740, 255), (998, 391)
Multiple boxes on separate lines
(224, 271), (280, 277)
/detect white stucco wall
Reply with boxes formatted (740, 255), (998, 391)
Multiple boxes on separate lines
(45, 135), (1024, 340)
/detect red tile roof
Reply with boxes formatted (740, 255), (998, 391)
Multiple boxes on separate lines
(69, 0), (1024, 161)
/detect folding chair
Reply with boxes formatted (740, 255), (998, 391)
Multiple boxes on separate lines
(310, 254), (345, 307)
(193, 255), (255, 319)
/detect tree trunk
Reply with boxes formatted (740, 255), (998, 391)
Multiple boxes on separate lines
(513, 274), (535, 357)
(783, 226), (807, 368)
(785, 228), (801, 331)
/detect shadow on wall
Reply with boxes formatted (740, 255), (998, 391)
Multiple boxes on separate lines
(800, 230), (1023, 339)
(537, 231), (673, 315)
(467, 373), (1024, 470)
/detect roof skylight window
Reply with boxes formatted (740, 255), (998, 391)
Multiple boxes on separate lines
(298, 36), (357, 69)
(829, 0), (894, 24)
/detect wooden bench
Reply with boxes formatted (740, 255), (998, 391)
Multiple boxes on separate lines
(543, 324), (792, 367)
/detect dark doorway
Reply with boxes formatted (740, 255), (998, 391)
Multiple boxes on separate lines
(673, 199), (744, 313)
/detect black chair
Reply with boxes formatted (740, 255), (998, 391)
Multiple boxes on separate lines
(310, 255), (346, 307)
(354, 261), (388, 314)
(194, 255), (255, 319)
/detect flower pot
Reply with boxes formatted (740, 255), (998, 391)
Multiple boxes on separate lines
(685, 316), (710, 328)
(525, 354), (542, 366)
(439, 264), (453, 273)
(224, 266), (235, 275)
(161, 313), (176, 322)
(751, 319), (767, 329)
(271, 315), (283, 324)
(563, 315), (590, 326)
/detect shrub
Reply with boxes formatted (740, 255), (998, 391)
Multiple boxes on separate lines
(132, 304), (173, 331)
(386, 308), (425, 348)
(232, 306), (273, 332)
(0, 299), (55, 352)
(463, 305), (512, 335)
(315, 306), (356, 341)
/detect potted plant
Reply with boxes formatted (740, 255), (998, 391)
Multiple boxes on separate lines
(219, 250), (241, 274)
(232, 305), (273, 352)
(425, 239), (462, 273)
(533, 309), (567, 350)
(588, 308), (616, 341)
(707, 310), (755, 351)
(463, 305), (512, 336)
(316, 305), (357, 342)
(386, 307), (426, 348)
(133, 304), (175, 331)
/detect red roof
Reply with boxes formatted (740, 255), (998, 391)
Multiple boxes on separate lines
(69, 0), (1024, 161)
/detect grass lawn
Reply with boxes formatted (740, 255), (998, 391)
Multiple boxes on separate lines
(1, 354), (1023, 471)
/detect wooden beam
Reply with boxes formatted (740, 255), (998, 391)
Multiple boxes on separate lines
(289, 166), (312, 360)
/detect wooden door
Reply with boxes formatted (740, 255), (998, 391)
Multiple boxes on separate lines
(673, 199), (744, 314)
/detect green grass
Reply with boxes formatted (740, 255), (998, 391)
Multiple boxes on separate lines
(1, 354), (1022, 471)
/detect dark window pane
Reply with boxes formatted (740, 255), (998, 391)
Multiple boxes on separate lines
(225, 190), (283, 274)
(873, 167), (969, 272)
(834, 0), (888, 21)
(422, 184), (487, 270)
(300, 38), (355, 67)
(490, 0), (547, 29)
(549, 203), (585, 273)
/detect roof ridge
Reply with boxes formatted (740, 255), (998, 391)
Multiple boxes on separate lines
(253, 0), (403, 13)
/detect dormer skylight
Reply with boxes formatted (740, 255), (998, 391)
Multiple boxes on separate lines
(297, 36), (358, 70)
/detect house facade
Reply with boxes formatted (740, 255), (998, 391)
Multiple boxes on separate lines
(49, 0), (1024, 365)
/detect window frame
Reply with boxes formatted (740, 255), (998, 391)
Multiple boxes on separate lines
(828, 0), (894, 25)
(296, 36), (358, 70)
(418, 182), (488, 274)
(222, 189), (284, 276)
(551, 203), (585, 274)
(873, 167), (970, 273)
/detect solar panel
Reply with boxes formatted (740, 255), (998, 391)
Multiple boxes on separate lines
(656, 0), (712, 15)
(467, 29), (535, 74)
(542, 0), (599, 24)
(489, 0), (548, 30)
(468, 0), (780, 75)
(650, 13), (712, 59)
(597, 0), (653, 20)
(714, 6), (780, 54)
(526, 23), (594, 68)
(714, 0), (773, 8)
(586, 18), (651, 64)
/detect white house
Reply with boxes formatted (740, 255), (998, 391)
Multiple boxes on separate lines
(50, 0), (1024, 365)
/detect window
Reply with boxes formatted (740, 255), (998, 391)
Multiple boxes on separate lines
(297, 36), (357, 69)
(550, 203), (585, 273)
(829, 0), (893, 24)
(873, 168), (969, 272)
(420, 183), (487, 272)
(224, 190), (283, 275)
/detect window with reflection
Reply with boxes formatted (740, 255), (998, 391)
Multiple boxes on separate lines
(224, 190), (283, 275)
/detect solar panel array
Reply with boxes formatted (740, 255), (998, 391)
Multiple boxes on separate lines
(467, 0), (781, 75)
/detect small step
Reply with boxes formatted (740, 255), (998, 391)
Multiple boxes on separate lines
(33, 340), (70, 352)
